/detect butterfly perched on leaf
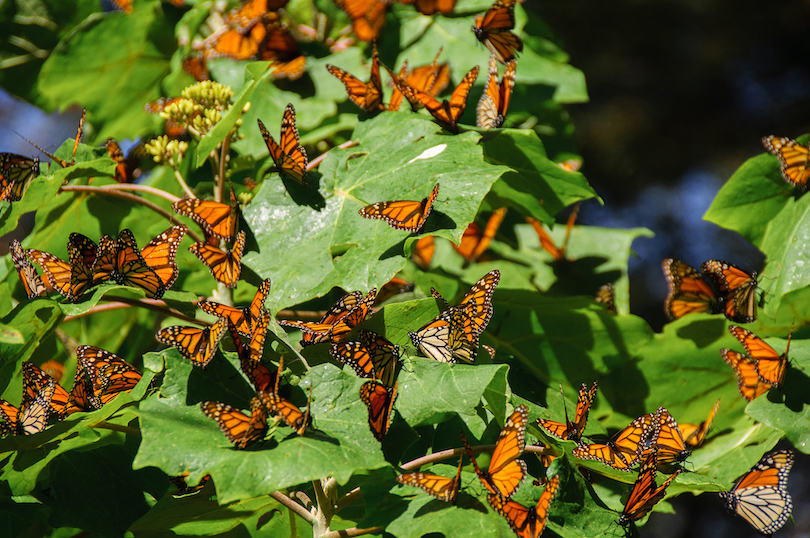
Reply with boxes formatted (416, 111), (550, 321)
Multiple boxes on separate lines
(73, 345), (143, 412)
(157, 317), (228, 368)
(10, 240), (46, 299)
(762, 135), (810, 191)
(409, 301), (477, 364)
(139, 224), (188, 290)
(728, 325), (790, 389)
(432, 269), (500, 347)
(360, 379), (397, 441)
(396, 0), (456, 15)
(279, 288), (376, 346)
(619, 450), (682, 527)
(461, 405), (528, 499)
(105, 138), (145, 183)
(359, 183), (440, 233)
(680, 399), (720, 449)
(662, 259), (722, 321)
(258, 104), (308, 185)
(574, 413), (653, 471)
(173, 190), (239, 242)
(472, 0), (523, 64)
(386, 48), (451, 112)
(26, 233), (97, 301)
(398, 67), (479, 132)
(397, 455), (464, 504)
(526, 204), (579, 263)
(701, 260), (758, 324)
(645, 407), (691, 466)
(22, 362), (71, 420)
(189, 230), (246, 288)
(113, 229), (166, 299)
(327, 43), (385, 113)
(453, 207), (507, 264)
(257, 383), (312, 436)
(537, 381), (598, 444)
(331, 329), (399, 386)
(0, 377), (55, 437)
(487, 474), (560, 538)
(199, 278), (271, 338)
(719, 448), (793, 535)
(201, 397), (268, 449)
(0, 153), (39, 203)
(721, 347), (773, 402)
(226, 312), (276, 392)
(476, 56), (516, 129)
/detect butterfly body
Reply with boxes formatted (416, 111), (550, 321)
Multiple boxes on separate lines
(258, 104), (308, 185)
(360, 379), (397, 441)
(472, 0), (523, 64)
(326, 44), (384, 112)
(574, 413), (653, 471)
(538, 381), (598, 443)
(701, 260), (758, 323)
(728, 325), (788, 388)
(619, 451), (682, 526)
(662, 259), (722, 321)
(399, 67), (479, 131)
(189, 229), (246, 288)
(157, 317), (227, 368)
(359, 183), (440, 233)
(477, 56), (516, 129)
(0, 153), (39, 202)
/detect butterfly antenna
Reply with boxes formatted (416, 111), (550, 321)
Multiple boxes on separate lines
(274, 355), (284, 394)
(784, 319), (795, 359)
(14, 131), (68, 168)
(300, 384), (313, 435)
(70, 108), (87, 166)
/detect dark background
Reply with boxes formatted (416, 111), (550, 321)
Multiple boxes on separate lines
(531, 1), (810, 536)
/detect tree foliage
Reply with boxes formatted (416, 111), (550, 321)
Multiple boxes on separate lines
(0, 1), (807, 537)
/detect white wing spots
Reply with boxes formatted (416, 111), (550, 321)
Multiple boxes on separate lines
(408, 144), (447, 164)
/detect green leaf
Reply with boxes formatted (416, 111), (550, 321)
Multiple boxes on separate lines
(37, 7), (173, 141)
(758, 193), (810, 317)
(243, 112), (509, 310)
(703, 153), (791, 247)
(482, 129), (600, 225)
(0, 301), (62, 394)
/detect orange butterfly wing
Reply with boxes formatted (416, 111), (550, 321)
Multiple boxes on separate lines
(114, 230), (165, 299)
(157, 318), (227, 368)
(662, 258), (720, 320)
(360, 380), (397, 441)
(201, 397), (268, 449)
(472, 0), (523, 64)
(0, 153), (39, 202)
(22, 362), (70, 420)
(728, 325), (787, 387)
(487, 474), (560, 538)
(650, 407), (691, 465)
(762, 135), (810, 191)
(257, 104), (308, 185)
(476, 56), (516, 129)
(400, 67), (479, 131)
(619, 452), (682, 526)
(327, 44), (384, 112)
(721, 349), (772, 402)
(172, 196), (238, 242)
(188, 230), (246, 288)
(359, 183), (440, 233)
(140, 225), (188, 289)
(11, 240), (46, 299)
(681, 399), (720, 448)
(702, 260), (758, 323)
(397, 455), (464, 504)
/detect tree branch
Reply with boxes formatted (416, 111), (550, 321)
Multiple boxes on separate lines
(307, 140), (359, 171)
(91, 421), (141, 436)
(59, 185), (204, 243)
(99, 183), (181, 204)
(321, 526), (384, 538)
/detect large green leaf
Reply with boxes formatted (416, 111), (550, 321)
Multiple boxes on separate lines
(242, 112), (509, 310)
(37, 6), (173, 141)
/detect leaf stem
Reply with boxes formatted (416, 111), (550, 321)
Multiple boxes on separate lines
(271, 491), (315, 524)
(91, 421), (141, 436)
(59, 185), (204, 243)
(321, 526), (384, 538)
(62, 296), (206, 325)
(312, 479), (332, 537)
(307, 140), (359, 171)
(100, 183), (181, 204)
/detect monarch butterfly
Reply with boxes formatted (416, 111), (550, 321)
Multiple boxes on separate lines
(258, 104), (308, 185)
(331, 329), (399, 386)
(0, 153), (39, 203)
(527, 204), (580, 263)
(140, 225), (188, 290)
(27, 236), (96, 301)
(398, 0), (456, 15)
(326, 43), (384, 113)
(280, 288), (376, 345)
(144, 98), (190, 139)
(268, 54), (308, 81)
(399, 67), (480, 132)
(359, 183), (440, 233)
(172, 190), (238, 242)
(558, 159), (583, 173)
(76, 345), (142, 407)
(226, 315), (275, 392)
(66, 362), (96, 415)
(169, 473), (212, 496)
(680, 399), (720, 448)
(719, 448), (793, 535)
(201, 397), (268, 449)
(257, 389), (311, 436)
(221, 0), (268, 28)
(396, 455), (464, 504)
(409, 302), (477, 364)
(593, 283), (617, 314)
(22, 362), (70, 420)
(453, 207), (507, 263)
(472, 0), (523, 64)
(188, 230), (246, 288)
(182, 55), (211, 82)
(619, 451), (682, 527)
(114, 229), (166, 299)
(573, 413), (653, 471)
(721, 348), (773, 402)
(461, 404), (528, 498)
(0, 379), (54, 436)
(662, 259), (722, 321)
(334, 0), (388, 41)
(477, 56), (516, 130)
(10, 240), (46, 299)
(199, 278), (271, 337)
(412, 235), (436, 268)
(91, 235), (117, 286)
(433, 269), (500, 340)
(701, 260), (758, 323)
(728, 325), (789, 388)
(386, 49), (451, 112)
(647, 407), (691, 466)
(360, 379), (397, 441)
(538, 381), (598, 443)
(761, 135), (810, 191)
(157, 317), (227, 368)
(109, 0), (133, 13)
(202, 23), (266, 61)
(487, 474), (560, 538)
(259, 21), (305, 70)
